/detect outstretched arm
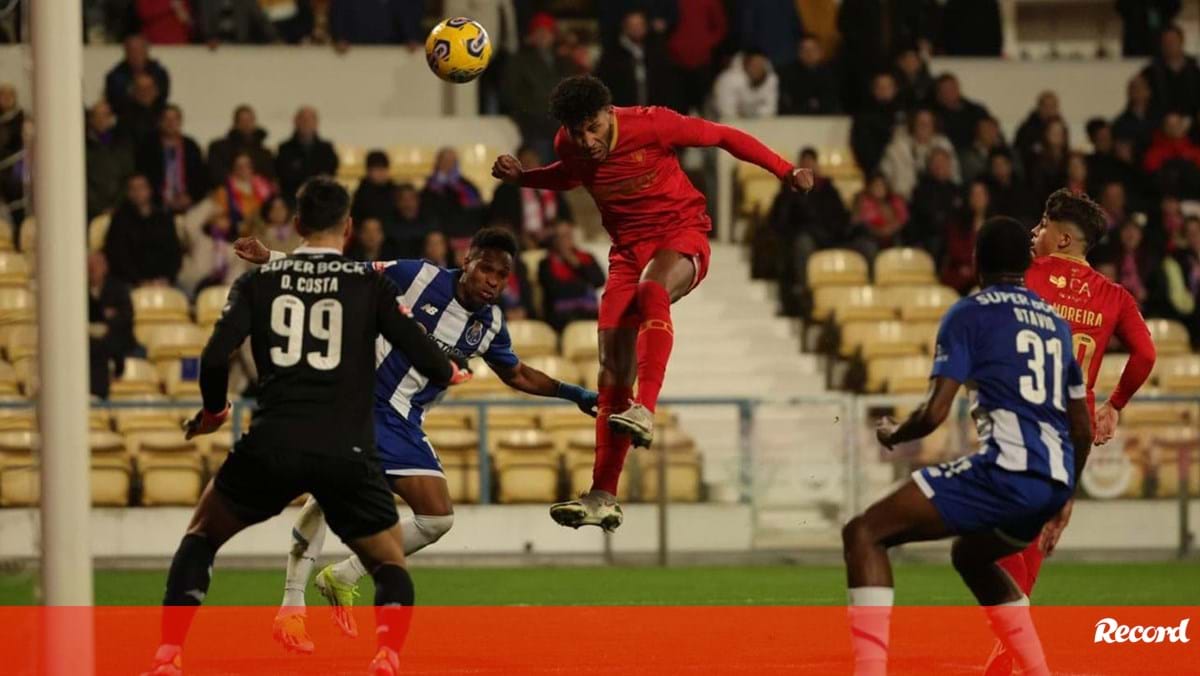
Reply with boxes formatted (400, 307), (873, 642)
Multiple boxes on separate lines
(492, 360), (598, 416)
(492, 154), (582, 191)
(655, 110), (811, 190)
(876, 376), (960, 449)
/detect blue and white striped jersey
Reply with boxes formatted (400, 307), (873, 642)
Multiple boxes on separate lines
(932, 284), (1086, 486)
(374, 260), (519, 424)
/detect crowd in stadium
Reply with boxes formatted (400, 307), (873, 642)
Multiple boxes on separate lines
(0, 0), (1198, 399)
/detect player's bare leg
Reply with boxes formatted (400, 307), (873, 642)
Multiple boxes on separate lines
(144, 481), (254, 675)
(608, 249), (697, 448)
(551, 327), (636, 531)
(275, 496), (326, 652)
(319, 476), (454, 636)
(344, 524), (415, 676)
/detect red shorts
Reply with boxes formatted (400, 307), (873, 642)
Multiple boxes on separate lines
(598, 228), (711, 330)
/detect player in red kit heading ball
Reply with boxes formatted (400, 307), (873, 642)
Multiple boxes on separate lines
(984, 188), (1157, 675)
(493, 75), (812, 530)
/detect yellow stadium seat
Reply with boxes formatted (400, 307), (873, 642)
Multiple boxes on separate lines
(111, 394), (181, 435)
(0, 461), (37, 506)
(0, 251), (28, 287)
(89, 407), (112, 432)
(738, 174), (782, 217)
(429, 429), (480, 503)
(87, 213), (111, 254)
(0, 219), (12, 252)
(389, 145), (437, 185)
(0, 397), (32, 432)
(0, 287), (34, 325)
(506, 319), (558, 358)
(448, 357), (510, 399)
(883, 284), (958, 322)
(485, 407), (539, 454)
(90, 455), (132, 506)
(136, 429), (202, 505)
(205, 430), (236, 475)
(494, 430), (559, 503)
(807, 249), (869, 288)
(18, 217), (33, 253)
(335, 144), (366, 180)
(562, 320), (598, 362)
(196, 285), (231, 327)
(840, 320), (926, 359)
(874, 248), (936, 287)
(1095, 353), (1129, 395)
(0, 360), (17, 396)
(522, 355), (580, 384)
(422, 408), (474, 431)
(1156, 355), (1200, 393)
(12, 357), (36, 396)
(639, 432), (701, 502)
(866, 355), (932, 394)
(109, 358), (162, 398)
(132, 286), (190, 324)
(158, 359), (201, 398)
(5, 325), (35, 362)
(1122, 402), (1193, 427)
(813, 285), (893, 323)
(145, 324), (207, 361)
(539, 407), (595, 448)
(0, 429), (36, 458)
(1145, 319), (1190, 356)
(581, 367), (600, 392)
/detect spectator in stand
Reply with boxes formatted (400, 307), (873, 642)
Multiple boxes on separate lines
(0, 84), (24, 176)
(1141, 24), (1200, 117)
(87, 252), (135, 399)
(105, 35), (170, 113)
(275, 106), (338, 205)
(420, 147), (485, 239)
(115, 73), (164, 154)
(489, 144), (572, 249)
(1117, 0), (1182, 57)
(556, 28), (593, 75)
(1154, 194), (1187, 254)
(328, 0), (422, 51)
(958, 116), (1007, 185)
(1109, 216), (1155, 307)
(1097, 181), (1128, 234)
(254, 195), (303, 253)
(940, 180), (990, 294)
(194, 0), (277, 46)
(346, 217), (401, 263)
(737, 0), (803, 70)
(1143, 110), (1200, 197)
(879, 107), (958, 200)
(931, 73), (991, 151)
(498, 241), (535, 319)
(2, 118), (31, 228)
(351, 150), (398, 224)
(665, 0), (726, 115)
(178, 209), (250, 295)
(838, 0), (933, 110)
(207, 104), (275, 183)
(1114, 74), (1160, 160)
(596, 0), (676, 49)
(85, 100), (136, 219)
(851, 172), (909, 257)
(985, 149), (1038, 224)
(1147, 214), (1200, 346)
(1065, 151), (1089, 195)
(850, 72), (901, 174)
(211, 152), (275, 236)
(712, 51), (778, 120)
(796, 0), (840, 59)
(1113, 134), (1156, 208)
(538, 218), (605, 330)
(1014, 90), (1061, 161)
(421, 229), (454, 267)
(892, 46), (934, 112)
(137, 104), (209, 215)
(595, 9), (680, 110)
(135, 0), (195, 44)
(909, 146), (962, 256)
(768, 147), (849, 301)
(501, 12), (573, 163)
(778, 35), (841, 115)
(387, 183), (434, 257)
(1086, 117), (1124, 196)
(1025, 116), (1070, 205)
(104, 174), (182, 286)
(262, 0), (315, 43)
(939, 0), (1003, 56)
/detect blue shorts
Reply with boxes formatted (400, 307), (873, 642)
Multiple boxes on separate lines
(913, 456), (1072, 547)
(375, 410), (443, 478)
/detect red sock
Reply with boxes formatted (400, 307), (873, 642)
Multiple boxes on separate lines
(987, 550), (1033, 676)
(1020, 542), (1045, 596)
(997, 549), (1029, 594)
(634, 281), (673, 412)
(592, 384), (633, 495)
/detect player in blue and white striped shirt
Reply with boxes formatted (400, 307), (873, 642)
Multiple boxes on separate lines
(840, 217), (1093, 676)
(239, 228), (597, 651)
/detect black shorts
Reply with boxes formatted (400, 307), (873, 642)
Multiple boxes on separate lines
(214, 440), (398, 542)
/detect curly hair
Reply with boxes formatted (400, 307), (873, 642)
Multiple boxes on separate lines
(976, 216), (1032, 278)
(1044, 188), (1105, 251)
(470, 226), (518, 257)
(548, 75), (612, 128)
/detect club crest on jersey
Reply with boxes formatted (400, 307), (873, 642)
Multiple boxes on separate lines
(1050, 274), (1067, 289)
(421, 303), (440, 316)
(465, 320), (484, 346)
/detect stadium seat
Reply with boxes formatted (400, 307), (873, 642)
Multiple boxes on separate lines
(132, 286), (191, 325)
(5, 325), (35, 362)
(562, 320), (598, 363)
(737, 172), (783, 217)
(145, 324), (207, 361)
(428, 429), (480, 503)
(0, 219), (12, 252)
(89, 407), (112, 432)
(0, 360), (17, 396)
(521, 249), (546, 317)
(159, 359), (201, 398)
(87, 213), (111, 254)
(0, 460), (37, 506)
(523, 355), (581, 385)
(1122, 402), (1193, 427)
(195, 285), (231, 328)
(198, 429), (236, 477)
(1156, 354), (1200, 393)
(874, 248), (936, 287)
(581, 367), (600, 392)
(0, 397), (32, 432)
(485, 407), (539, 454)
(109, 358), (162, 398)
(883, 285), (958, 322)
(12, 357), (36, 396)
(807, 249), (869, 288)
(90, 431), (132, 506)
(1095, 353), (1129, 395)
(0, 287), (34, 325)
(335, 143), (365, 180)
(0, 251), (29, 287)
(494, 430), (559, 503)
(422, 408), (474, 431)
(866, 355), (932, 394)
(839, 320), (925, 359)
(136, 430), (203, 506)
(389, 145), (437, 186)
(1145, 319), (1191, 355)
(506, 319), (558, 358)
(17, 217), (33, 253)
(539, 407), (595, 451)
(564, 430), (631, 502)
(111, 394), (183, 435)
(813, 285), (893, 324)
(448, 357), (509, 399)
(639, 432), (702, 502)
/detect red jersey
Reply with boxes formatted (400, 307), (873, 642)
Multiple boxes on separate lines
(519, 106), (793, 247)
(1025, 253), (1157, 416)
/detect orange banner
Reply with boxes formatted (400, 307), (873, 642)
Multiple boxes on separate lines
(2, 606), (1197, 674)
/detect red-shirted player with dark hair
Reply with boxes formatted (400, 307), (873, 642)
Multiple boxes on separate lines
(984, 188), (1157, 675)
(493, 75), (812, 530)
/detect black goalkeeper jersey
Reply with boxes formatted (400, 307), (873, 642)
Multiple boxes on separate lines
(199, 247), (454, 458)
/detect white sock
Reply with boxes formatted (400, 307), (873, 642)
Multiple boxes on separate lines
(848, 586), (894, 676)
(281, 496), (326, 609)
(330, 513), (454, 586)
(331, 553), (369, 586)
(984, 596), (1049, 676)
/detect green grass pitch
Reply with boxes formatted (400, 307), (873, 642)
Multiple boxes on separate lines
(0, 562), (1196, 605)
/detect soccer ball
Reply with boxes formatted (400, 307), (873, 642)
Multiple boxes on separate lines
(425, 17), (492, 84)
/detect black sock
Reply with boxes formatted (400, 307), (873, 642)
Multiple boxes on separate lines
(373, 564), (415, 653)
(161, 533), (216, 646)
